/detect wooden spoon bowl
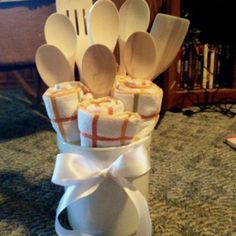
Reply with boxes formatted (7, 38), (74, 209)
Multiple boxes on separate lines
(81, 44), (117, 98)
(44, 12), (77, 72)
(123, 31), (157, 80)
(87, 0), (119, 52)
(35, 44), (73, 87)
(118, 0), (150, 74)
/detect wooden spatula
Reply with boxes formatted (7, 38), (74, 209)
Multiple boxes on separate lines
(150, 13), (190, 79)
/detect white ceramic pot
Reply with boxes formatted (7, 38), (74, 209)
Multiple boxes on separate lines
(57, 136), (151, 236)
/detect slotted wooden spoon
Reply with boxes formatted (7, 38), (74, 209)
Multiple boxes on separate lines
(56, 0), (93, 75)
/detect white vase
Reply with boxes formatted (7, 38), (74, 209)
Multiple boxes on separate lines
(57, 136), (151, 236)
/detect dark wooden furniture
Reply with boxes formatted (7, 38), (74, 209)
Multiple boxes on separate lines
(162, 0), (236, 110)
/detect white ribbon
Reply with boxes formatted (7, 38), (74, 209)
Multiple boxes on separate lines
(52, 144), (152, 236)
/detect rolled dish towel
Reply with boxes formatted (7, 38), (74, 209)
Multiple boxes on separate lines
(43, 81), (93, 143)
(77, 97), (143, 147)
(78, 96), (125, 114)
(112, 76), (163, 137)
(112, 75), (163, 118)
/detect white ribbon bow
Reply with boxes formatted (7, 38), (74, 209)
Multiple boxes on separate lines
(52, 144), (152, 236)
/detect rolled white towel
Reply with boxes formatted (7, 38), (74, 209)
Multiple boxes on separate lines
(112, 76), (163, 137)
(78, 96), (124, 114)
(43, 81), (93, 143)
(77, 97), (142, 147)
(112, 75), (163, 118)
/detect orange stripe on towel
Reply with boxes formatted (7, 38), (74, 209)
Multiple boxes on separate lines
(92, 114), (99, 147)
(51, 115), (77, 123)
(108, 106), (113, 115)
(51, 97), (66, 140)
(50, 88), (80, 98)
(120, 119), (129, 145)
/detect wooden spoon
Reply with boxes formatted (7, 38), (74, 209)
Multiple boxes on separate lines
(81, 44), (116, 98)
(44, 13), (77, 73)
(150, 13), (190, 79)
(35, 44), (73, 87)
(123, 31), (157, 80)
(118, 0), (150, 75)
(87, 0), (119, 52)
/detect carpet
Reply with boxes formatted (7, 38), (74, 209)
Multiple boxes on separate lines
(0, 89), (235, 236)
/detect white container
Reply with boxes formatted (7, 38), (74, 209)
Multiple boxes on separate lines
(57, 136), (151, 236)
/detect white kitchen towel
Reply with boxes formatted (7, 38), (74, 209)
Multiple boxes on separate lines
(77, 97), (143, 147)
(112, 76), (163, 138)
(112, 75), (163, 119)
(78, 96), (124, 114)
(43, 81), (93, 143)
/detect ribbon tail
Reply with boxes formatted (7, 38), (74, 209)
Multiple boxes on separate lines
(56, 178), (103, 236)
(114, 176), (152, 236)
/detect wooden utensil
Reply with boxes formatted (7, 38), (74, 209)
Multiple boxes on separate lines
(44, 13), (77, 73)
(81, 44), (116, 98)
(123, 31), (157, 80)
(35, 44), (73, 87)
(118, 0), (150, 74)
(87, 0), (119, 52)
(150, 13), (190, 79)
(56, 0), (93, 75)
